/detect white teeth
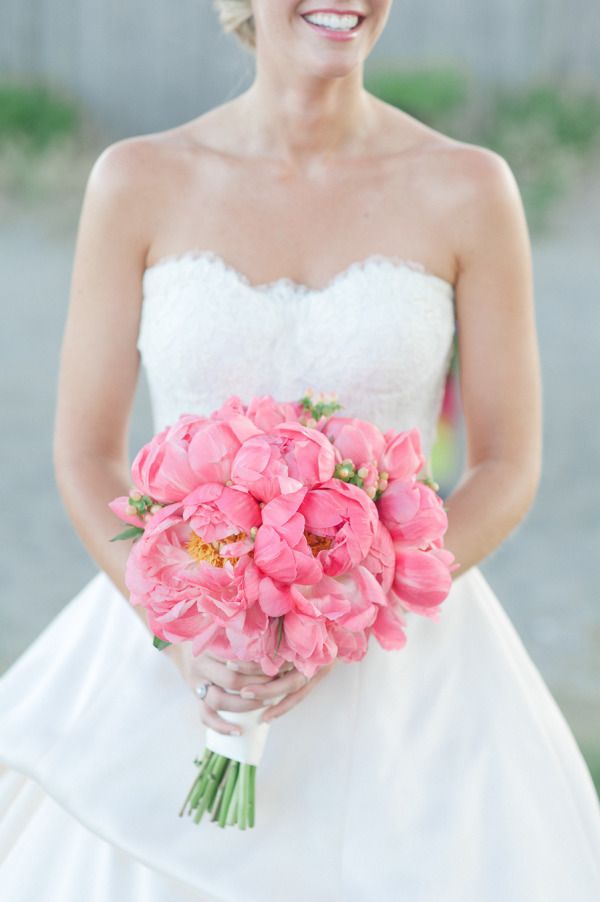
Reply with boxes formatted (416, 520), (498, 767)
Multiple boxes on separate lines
(303, 12), (360, 31)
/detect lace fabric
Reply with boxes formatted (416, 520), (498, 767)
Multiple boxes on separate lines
(138, 250), (456, 458)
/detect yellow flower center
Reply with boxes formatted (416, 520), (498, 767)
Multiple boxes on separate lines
(304, 530), (333, 556)
(185, 528), (332, 568)
(186, 530), (247, 568)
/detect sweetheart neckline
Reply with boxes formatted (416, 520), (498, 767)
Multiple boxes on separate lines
(142, 248), (455, 296)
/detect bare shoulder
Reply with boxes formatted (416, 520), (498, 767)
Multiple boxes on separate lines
(399, 119), (530, 278)
(85, 130), (183, 209)
(85, 110), (229, 214)
(379, 94), (522, 211)
(441, 140), (523, 212)
(442, 141), (530, 276)
(78, 126), (209, 269)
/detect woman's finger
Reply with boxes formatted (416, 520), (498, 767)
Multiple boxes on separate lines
(203, 683), (265, 713)
(239, 667), (309, 701)
(259, 682), (313, 722)
(199, 701), (244, 736)
(196, 655), (273, 692)
(259, 659), (338, 721)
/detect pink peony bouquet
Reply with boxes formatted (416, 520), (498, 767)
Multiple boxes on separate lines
(109, 390), (456, 830)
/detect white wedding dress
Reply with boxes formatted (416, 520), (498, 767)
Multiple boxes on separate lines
(1, 250), (599, 900)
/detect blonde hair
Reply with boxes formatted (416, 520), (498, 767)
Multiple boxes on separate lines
(212, 0), (256, 51)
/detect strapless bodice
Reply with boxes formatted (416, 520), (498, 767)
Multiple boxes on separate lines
(137, 250), (456, 458)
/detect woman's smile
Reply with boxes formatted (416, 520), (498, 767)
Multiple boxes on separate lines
(300, 8), (367, 41)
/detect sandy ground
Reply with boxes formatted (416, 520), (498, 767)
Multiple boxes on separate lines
(1, 167), (599, 757)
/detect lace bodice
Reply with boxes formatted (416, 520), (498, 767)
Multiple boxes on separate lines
(137, 250), (456, 458)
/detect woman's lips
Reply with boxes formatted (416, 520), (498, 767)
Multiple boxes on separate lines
(300, 13), (366, 41)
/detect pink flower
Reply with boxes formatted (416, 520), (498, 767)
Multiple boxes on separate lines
(370, 604), (407, 650)
(377, 480), (448, 546)
(293, 566), (382, 631)
(271, 422), (338, 485)
(179, 556), (260, 627)
(245, 394), (302, 431)
(320, 415), (386, 468)
(186, 418), (262, 486)
(181, 482), (261, 543)
(392, 546), (455, 615)
(231, 423), (336, 503)
(124, 491), (259, 630)
(299, 478), (378, 577)
(281, 610), (337, 678)
(230, 434), (303, 503)
(362, 520), (395, 593)
(131, 415), (208, 504)
(329, 626), (368, 662)
(253, 487), (323, 585)
(379, 428), (425, 481)
(209, 395), (248, 420)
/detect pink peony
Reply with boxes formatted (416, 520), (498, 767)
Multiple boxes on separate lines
(377, 479), (448, 547)
(299, 478), (378, 577)
(320, 415), (386, 469)
(245, 394), (303, 432)
(185, 418), (262, 487)
(180, 482), (261, 544)
(131, 415), (209, 504)
(253, 487), (323, 586)
(362, 519), (396, 593)
(280, 610), (338, 678)
(392, 546), (456, 615)
(370, 603), (408, 650)
(379, 428), (425, 481)
(230, 424), (336, 503)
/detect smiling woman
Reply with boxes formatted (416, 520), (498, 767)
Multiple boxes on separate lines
(213, 1), (371, 49)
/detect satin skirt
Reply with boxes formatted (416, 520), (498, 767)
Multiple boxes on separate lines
(1, 566), (600, 901)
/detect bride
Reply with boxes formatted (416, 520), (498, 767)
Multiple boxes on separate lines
(1, 1), (600, 898)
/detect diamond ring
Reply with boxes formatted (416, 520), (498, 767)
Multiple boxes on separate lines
(195, 681), (213, 700)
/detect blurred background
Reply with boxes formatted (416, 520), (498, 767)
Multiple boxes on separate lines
(1, 1), (599, 792)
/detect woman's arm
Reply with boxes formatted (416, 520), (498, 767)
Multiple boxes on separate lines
(53, 138), (156, 628)
(441, 147), (542, 577)
(52, 141), (275, 732)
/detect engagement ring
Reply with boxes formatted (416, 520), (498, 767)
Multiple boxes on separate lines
(195, 681), (213, 700)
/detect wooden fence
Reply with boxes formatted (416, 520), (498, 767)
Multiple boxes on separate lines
(1, 0), (599, 136)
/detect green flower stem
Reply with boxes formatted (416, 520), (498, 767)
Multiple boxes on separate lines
(210, 760), (231, 820)
(238, 764), (249, 830)
(179, 777), (200, 817)
(181, 752), (211, 816)
(188, 752), (216, 811)
(248, 764), (256, 828)
(181, 750), (258, 829)
(226, 771), (240, 826)
(189, 752), (219, 817)
(218, 760), (239, 828)
(194, 754), (228, 823)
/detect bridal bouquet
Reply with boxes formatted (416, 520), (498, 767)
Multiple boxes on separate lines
(109, 390), (456, 829)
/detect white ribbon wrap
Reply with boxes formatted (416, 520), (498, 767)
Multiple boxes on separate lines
(204, 689), (286, 766)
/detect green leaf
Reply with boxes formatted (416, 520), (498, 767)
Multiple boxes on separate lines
(152, 636), (172, 650)
(109, 525), (145, 542)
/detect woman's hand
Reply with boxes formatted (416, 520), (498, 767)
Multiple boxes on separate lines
(164, 643), (337, 731)
(163, 643), (292, 736)
(240, 658), (338, 724)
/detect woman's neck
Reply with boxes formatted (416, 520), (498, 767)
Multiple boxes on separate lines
(235, 75), (377, 164)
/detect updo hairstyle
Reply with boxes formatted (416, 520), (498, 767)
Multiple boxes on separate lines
(212, 0), (256, 51)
